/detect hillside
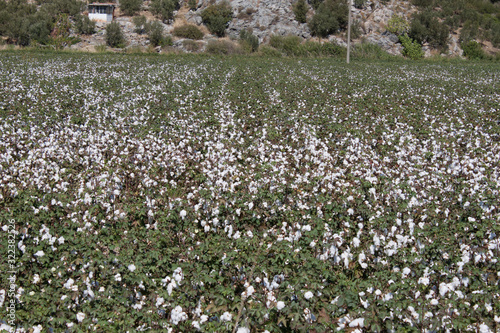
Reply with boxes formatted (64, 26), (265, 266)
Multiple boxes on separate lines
(1, 0), (499, 58)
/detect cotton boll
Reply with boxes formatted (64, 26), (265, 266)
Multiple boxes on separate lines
(304, 291), (313, 300)
(277, 301), (285, 310)
(220, 311), (232, 322)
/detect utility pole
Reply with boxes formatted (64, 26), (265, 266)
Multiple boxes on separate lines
(347, 0), (352, 64)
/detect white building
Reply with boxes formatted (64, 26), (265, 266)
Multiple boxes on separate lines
(88, 3), (115, 23)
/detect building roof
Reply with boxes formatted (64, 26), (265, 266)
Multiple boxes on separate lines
(88, 3), (116, 6)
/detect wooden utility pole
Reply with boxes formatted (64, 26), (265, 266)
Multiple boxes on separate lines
(347, 0), (352, 64)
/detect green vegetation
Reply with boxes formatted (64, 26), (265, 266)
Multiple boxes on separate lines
(150, 0), (179, 23)
(399, 33), (424, 60)
(308, 0), (348, 38)
(105, 21), (126, 48)
(201, 1), (233, 37)
(292, 0), (308, 24)
(239, 28), (259, 52)
(0, 51), (499, 332)
(148, 20), (170, 47)
(74, 13), (96, 35)
(173, 24), (204, 40)
(386, 14), (409, 36)
(119, 0), (142, 16)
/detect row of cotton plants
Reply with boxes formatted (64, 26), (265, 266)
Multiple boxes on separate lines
(0, 52), (499, 332)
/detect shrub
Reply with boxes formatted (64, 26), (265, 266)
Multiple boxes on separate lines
(270, 35), (305, 56)
(151, 0), (179, 23)
(258, 44), (282, 57)
(105, 21), (126, 48)
(205, 39), (242, 55)
(461, 40), (487, 60)
(409, 11), (449, 51)
(148, 21), (169, 46)
(353, 0), (366, 9)
(292, 0), (308, 24)
(411, 0), (433, 7)
(120, 0), (142, 16)
(352, 40), (392, 59)
(399, 33), (424, 60)
(188, 0), (197, 11)
(239, 28), (259, 52)
(201, 1), (233, 37)
(182, 39), (200, 52)
(74, 14), (95, 35)
(459, 20), (479, 43)
(386, 14), (409, 36)
(172, 24), (203, 40)
(308, 0), (347, 38)
(133, 15), (147, 34)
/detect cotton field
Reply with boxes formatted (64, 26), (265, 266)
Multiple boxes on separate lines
(0, 52), (499, 332)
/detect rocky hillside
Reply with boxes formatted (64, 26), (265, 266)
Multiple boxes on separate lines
(69, 0), (495, 57)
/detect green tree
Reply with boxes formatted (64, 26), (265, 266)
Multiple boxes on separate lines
(148, 20), (168, 46)
(293, 0), (308, 24)
(201, 1), (233, 37)
(308, 0), (347, 38)
(120, 0), (142, 16)
(74, 14), (96, 34)
(150, 0), (178, 23)
(399, 33), (424, 60)
(386, 14), (409, 36)
(105, 21), (126, 48)
(132, 15), (147, 34)
(239, 28), (259, 52)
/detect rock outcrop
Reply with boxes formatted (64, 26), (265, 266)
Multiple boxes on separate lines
(69, 0), (467, 57)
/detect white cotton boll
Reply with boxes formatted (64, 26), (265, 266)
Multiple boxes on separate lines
(192, 321), (200, 330)
(430, 299), (439, 305)
(58, 236), (65, 244)
(220, 311), (232, 322)
(156, 297), (164, 307)
(277, 301), (285, 310)
(402, 267), (411, 278)
(33, 274), (40, 284)
(34, 251), (45, 257)
(485, 303), (492, 312)
(349, 318), (364, 328)
(32, 325), (43, 333)
(173, 267), (183, 283)
(76, 312), (86, 323)
(170, 306), (187, 325)
(375, 289), (382, 296)
(64, 278), (75, 289)
(248, 202), (254, 210)
(247, 231), (253, 238)
(200, 315), (208, 323)
(439, 283), (449, 297)
(128, 264), (136, 272)
(304, 291), (314, 300)
(246, 285), (255, 297)
(236, 208), (241, 216)
(347, 208), (354, 215)
(114, 273), (122, 282)
(468, 217), (476, 222)
(180, 210), (187, 219)
(237, 327), (250, 333)
(418, 276), (430, 286)
(479, 324), (492, 333)
(352, 237), (360, 247)
(233, 231), (241, 239)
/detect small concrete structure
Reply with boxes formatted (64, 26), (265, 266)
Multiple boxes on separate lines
(88, 3), (115, 23)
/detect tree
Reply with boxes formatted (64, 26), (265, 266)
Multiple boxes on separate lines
(308, 0), (348, 38)
(150, 0), (178, 23)
(74, 14), (96, 34)
(120, 0), (142, 16)
(105, 21), (126, 47)
(201, 1), (233, 37)
(293, 0), (308, 24)
(148, 20), (167, 46)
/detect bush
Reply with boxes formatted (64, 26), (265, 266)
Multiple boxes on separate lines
(409, 11), (449, 51)
(201, 1), (233, 37)
(292, 0), (308, 24)
(172, 24), (203, 40)
(133, 15), (147, 34)
(461, 40), (487, 60)
(399, 33), (424, 60)
(148, 21), (169, 47)
(308, 0), (347, 38)
(120, 0), (142, 16)
(150, 0), (179, 23)
(105, 21), (126, 48)
(459, 20), (479, 43)
(183, 39), (200, 52)
(352, 40), (392, 60)
(205, 39), (242, 55)
(258, 44), (282, 57)
(74, 14), (95, 35)
(188, 0), (197, 11)
(386, 14), (409, 36)
(353, 0), (366, 9)
(239, 28), (259, 52)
